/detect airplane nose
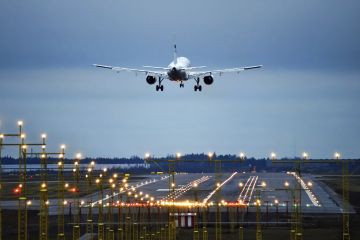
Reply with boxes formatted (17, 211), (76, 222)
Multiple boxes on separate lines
(172, 67), (176, 72)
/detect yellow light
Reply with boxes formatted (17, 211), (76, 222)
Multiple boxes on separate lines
(139, 192), (143, 195)
(239, 152), (246, 159)
(76, 153), (82, 159)
(109, 178), (113, 183)
(103, 168), (107, 172)
(150, 197), (154, 201)
(90, 161), (95, 166)
(134, 194), (138, 198)
(171, 183), (175, 188)
(193, 182), (198, 188)
(41, 154), (46, 159)
(122, 178), (127, 183)
(87, 168), (92, 172)
(274, 199), (279, 204)
(302, 152), (309, 159)
(17, 121), (23, 126)
(21, 134), (26, 139)
(113, 173), (118, 178)
(270, 152), (276, 160)
(72, 168), (76, 172)
(307, 181), (313, 187)
(111, 183), (116, 188)
(45, 200), (49, 205)
(0, 134), (4, 139)
(284, 181), (290, 187)
(59, 153), (64, 159)
(128, 192), (132, 196)
(26, 200), (32, 206)
(63, 200), (68, 205)
(95, 179), (100, 184)
(216, 182), (221, 187)
(58, 161), (63, 166)
(41, 133), (47, 139)
(334, 152), (341, 159)
(239, 182), (244, 187)
(64, 183), (69, 188)
(124, 183), (129, 188)
(41, 183), (46, 188)
(145, 194), (149, 198)
(21, 145), (27, 149)
(256, 199), (261, 205)
(261, 181), (267, 187)
(74, 161), (78, 166)
(208, 152), (214, 159)
(80, 200), (85, 205)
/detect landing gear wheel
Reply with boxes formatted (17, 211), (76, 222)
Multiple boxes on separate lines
(180, 83), (184, 88)
(199, 85), (202, 91)
(160, 85), (164, 91)
(156, 85), (159, 91)
(194, 85), (198, 91)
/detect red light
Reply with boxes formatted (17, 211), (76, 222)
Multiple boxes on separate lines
(69, 188), (77, 193)
(13, 187), (21, 194)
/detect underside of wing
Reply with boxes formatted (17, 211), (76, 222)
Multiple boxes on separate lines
(189, 65), (262, 78)
(93, 64), (167, 78)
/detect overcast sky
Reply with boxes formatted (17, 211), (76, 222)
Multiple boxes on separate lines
(1, 0), (359, 158)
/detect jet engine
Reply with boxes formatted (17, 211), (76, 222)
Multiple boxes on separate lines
(146, 76), (156, 85)
(203, 76), (214, 85)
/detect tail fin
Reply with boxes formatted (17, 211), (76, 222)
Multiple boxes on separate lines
(173, 44), (178, 64)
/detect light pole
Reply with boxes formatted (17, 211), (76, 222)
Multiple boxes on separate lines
(73, 153), (82, 240)
(96, 176), (105, 240)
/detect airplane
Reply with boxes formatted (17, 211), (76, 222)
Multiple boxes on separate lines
(93, 45), (262, 92)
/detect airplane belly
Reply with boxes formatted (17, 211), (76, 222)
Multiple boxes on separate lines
(168, 70), (188, 81)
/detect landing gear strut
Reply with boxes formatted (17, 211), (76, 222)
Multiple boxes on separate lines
(156, 77), (164, 91)
(180, 82), (184, 88)
(194, 77), (202, 91)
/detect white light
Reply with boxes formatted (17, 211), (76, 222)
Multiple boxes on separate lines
(284, 181), (290, 187)
(145, 152), (151, 159)
(61, 144), (66, 150)
(91, 161), (95, 166)
(334, 152), (341, 159)
(239, 182), (244, 187)
(208, 152), (214, 159)
(41, 145), (46, 149)
(270, 152), (277, 160)
(20, 134), (26, 139)
(41, 133), (47, 139)
(58, 161), (63, 166)
(76, 153), (82, 159)
(302, 152), (309, 159)
(239, 152), (246, 159)
(59, 154), (64, 159)
(0, 134), (4, 139)
(176, 152), (181, 159)
(17, 121), (23, 126)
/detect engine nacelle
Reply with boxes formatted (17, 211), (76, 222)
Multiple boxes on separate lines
(146, 76), (156, 85)
(203, 76), (214, 85)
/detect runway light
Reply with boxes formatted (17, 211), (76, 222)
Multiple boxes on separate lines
(334, 152), (341, 159)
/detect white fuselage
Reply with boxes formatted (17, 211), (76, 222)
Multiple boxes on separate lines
(167, 57), (191, 81)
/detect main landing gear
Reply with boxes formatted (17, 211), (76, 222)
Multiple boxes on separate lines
(180, 82), (184, 88)
(156, 85), (164, 91)
(194, 77), (202, 91)
(156, 77), (164, 91)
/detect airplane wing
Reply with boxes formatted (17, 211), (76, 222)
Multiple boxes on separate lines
(189, 65), (262, 78)
(93, 64), (168, 77)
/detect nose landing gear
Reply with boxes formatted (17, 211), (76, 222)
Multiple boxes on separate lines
(156, 77), (164, 91)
